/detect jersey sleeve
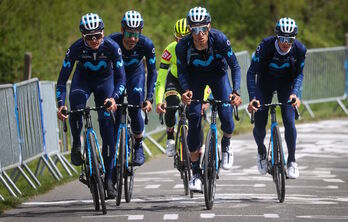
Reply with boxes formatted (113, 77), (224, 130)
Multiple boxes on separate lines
(56, 43), (77, 107)
(110, 41), (126, 100)
(176, 41), (190, 92)
(144, 39), (157, 101)
(217, 32), (241, 93)
(155, 44), (173, 105)
(291, 44), (307, 96)
(247, 40), (267, 101)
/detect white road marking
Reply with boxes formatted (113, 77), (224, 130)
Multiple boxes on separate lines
(163, 214), (178, 220)
(323, 179), (345, 183)
(297, 215), (348, 220)
(128, 215), (144, 220)
(264, 214), (279, 218)
(144, 184), (161, 189)
(173, 184), (184, 189)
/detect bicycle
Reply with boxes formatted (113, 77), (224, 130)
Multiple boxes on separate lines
(110, 101), (148, 206)
(250, 98), (300, 203)
(192, 98), (239, 210)
(159, 103), (193, 198)
(62, 105), (108, 214)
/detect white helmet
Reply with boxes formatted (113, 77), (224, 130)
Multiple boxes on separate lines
(121, 10), (144, 30)
(79, 13), (104, 34)
(187, 6), (211, 26)
(275, 17), (297, 37)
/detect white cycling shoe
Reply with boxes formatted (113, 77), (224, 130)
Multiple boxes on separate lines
(165, 139), (176, 157)
(189, 173), (202, 192)
(221, 140), (234, 170)
(257, 154), (268, 175)
(287, 162), (299, 179)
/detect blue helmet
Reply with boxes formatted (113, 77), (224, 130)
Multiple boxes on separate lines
(186, 6), (211, 26)
(79, 13), (104, 34)
(121, 10), (144, 30)
(275, 17), (298, 37)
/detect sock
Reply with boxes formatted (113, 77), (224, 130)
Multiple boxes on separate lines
(221, 136), (231, 152)
(167, 128), (174, 140)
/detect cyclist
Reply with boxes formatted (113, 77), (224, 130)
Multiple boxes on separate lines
(108, 10), (157, 166)
(155, 18), (210, 157)
(247, 17), (306, 179)
(56, 13), (126, 198)
(176, 7), (242, 192)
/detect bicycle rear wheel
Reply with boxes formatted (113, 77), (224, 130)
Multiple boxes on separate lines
(272, 126), (286, 203)
(116, 128), (125, 206)
(124, 128), (135, 203)
(179, 125), (193, 198)
(88, 132), (107, 214)
(203, 129), (217, 210)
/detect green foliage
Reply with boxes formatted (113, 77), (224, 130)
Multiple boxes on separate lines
(0, 0), (347, 83)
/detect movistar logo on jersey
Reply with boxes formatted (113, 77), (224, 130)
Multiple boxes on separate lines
(124, 59), (139, 66)
(119, 85), (125, 95)
(83, 61), (107, 71)
(269, 62), (290, 69)
(300, 62), (305, 68)
(222, 103), (231, 108)
(103, 111), (110, 117)
(63, 60), (71, 68)
(56, 91), (61, 98)
(149, 57), (156, 64)
(216, 54), (222, 58)
(252, 55), (260, 62)
(227, 49), (233, 57)
(193, 55), (214, 67)
(116, 60), (124, 68)
(133, 87), (143, 92)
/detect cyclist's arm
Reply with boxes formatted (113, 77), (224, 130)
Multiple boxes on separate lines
(145, 39), (157, 102)
(56, 45), (77, 107)
(290, 46), (307, 97)
(247, 41), (266, 101)
(218, 33), (241, 93)
(110, 41), (126, 100)
(176, 42), (190, 92)
(155, 45), (173, 105)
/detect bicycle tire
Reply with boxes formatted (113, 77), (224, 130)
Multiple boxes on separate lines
(116, 127), (125, 206)
(124, 128), (135, 203)
(203, 129), (217, 210)
(88, 132), (107, 214)
(272, 126), (286, 203)
(180, 125), (193, 198)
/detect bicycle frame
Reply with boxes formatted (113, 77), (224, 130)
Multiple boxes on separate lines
(114, 105), (130, 169)
(209, 103), (219, 171)
(269, 106), (287, 168)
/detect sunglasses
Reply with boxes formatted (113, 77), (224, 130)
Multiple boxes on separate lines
(124, 30), (140, 39)
(278, 36), (295, 44)
(190, 25), (209, 35)
(83, 33), (103, 41)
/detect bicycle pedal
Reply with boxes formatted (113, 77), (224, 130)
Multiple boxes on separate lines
(192, 190), (203, 194)
(125, 168), (134, 176)
(79, 175), (88, 185)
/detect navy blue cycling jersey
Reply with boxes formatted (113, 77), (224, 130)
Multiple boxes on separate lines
(108, 33), (157, 100)
(56, 38), (126, 107)
(247, 36), (307, 101)
(176, 28), (241, 93)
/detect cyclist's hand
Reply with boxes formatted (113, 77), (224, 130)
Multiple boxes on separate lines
(142, 100), (152, 112)
(230, 93), (242, 106)
(104, 98), (116, 112)
(156, 103), (166, 114)
(289, 94), (301, 108)
(57, 106), (68, 121)
(201, 103), (209, 115)
(247, 99), (259, 113)
(182, 90), (193, 105)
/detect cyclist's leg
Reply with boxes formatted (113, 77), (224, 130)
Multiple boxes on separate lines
(93, 75), (117, 197)
(209, 73), (234, 169)
(69, 70), (91, 165)
(127, 71), (145, 166)
(164, 72), (182, 156)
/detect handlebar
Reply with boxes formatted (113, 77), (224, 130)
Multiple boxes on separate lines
(250, 97), (300, 124)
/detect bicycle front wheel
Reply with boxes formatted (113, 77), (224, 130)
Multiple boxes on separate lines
(272, 126), (286, 203)
(124, 128), (135, 203)
(88, 132), (107, 214)
(203, 129), (217, 210)
(116, 127), (125, 206)
(179, 125), (193, 198)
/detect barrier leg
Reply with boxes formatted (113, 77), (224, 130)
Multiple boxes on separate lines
(34, 157), (42, 177)
(0, 193), (4, 201)
(23, 163), (41, 186)
(2, 171), (22, 195)
(17, 166), (37, 190)
(145, 135), (165, 153)
(47, 155), (63, 179)
(0, 173), (17, 198)
(41, 156), (60, 181)
(337, 98), (348, 115)
(56, 153), (72, 176)
(60, 154), (78, 174)
(303, 102), (315, 118)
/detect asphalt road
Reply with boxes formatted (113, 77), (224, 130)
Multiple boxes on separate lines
(2, 119), (348, 222)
